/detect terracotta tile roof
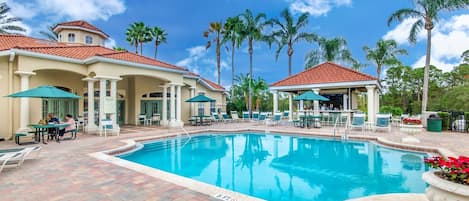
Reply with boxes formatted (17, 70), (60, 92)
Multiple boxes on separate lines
(201, 77), (225, 91)
(54, 20), (109, 38)
(271, 62), (377, 87)
(0, 34), (67, 51)
(0, 34), (186, 71)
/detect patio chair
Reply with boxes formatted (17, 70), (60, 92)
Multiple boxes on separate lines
(152, 114), (161, 126)
(137, 114), (147, 126)
(252, 112), (260, 121)
(258, 114), (267, 124)
(222, 113), (233, 123)
(282, 111), (289, 120)
(321, 112), (330, 126)
(350, 113), (366, 133)
(267, 113), (282, 126)
(0, 146), (42, 174)
(212, 113), (221, 123)
(100, 120), (119, 137)
(374, 114), (392, 132)
(242, 111), (250, 121)
(231, 112), (240, 122)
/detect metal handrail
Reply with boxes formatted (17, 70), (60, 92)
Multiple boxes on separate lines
(343, 115), (351, 140)
(180, 127), (192, 148)
(333, 115), (340, 137)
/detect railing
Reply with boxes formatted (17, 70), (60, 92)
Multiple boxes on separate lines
(333, 115), (340, 137)
(179, 127), (192, 148)
(343, 115), (350, 140)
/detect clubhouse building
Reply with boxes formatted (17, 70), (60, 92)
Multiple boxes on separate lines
(0, 20), (226, 139)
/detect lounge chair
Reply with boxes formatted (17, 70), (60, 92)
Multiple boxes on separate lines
(222, 113), (233, 123)
(252, 112), (259, 121)
(231, 111), (240, 122)
(350, 113), (366, 132)
(374, 114), (391, 132)
(267, 113), (282, 126)
(0, 146), (41, 174)
(212, 113), (221, 123)
(258, 114), (267, 124)
(242, 111), (250, 121)
(282, 111), (289, 120)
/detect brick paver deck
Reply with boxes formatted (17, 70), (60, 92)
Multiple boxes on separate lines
(1, 122), (468, 201)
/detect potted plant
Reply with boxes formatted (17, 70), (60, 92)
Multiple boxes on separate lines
(423, 156), (469, 201)
(400, 117), (423, 134)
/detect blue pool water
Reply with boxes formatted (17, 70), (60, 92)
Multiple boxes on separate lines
(120, 133), (428, 201)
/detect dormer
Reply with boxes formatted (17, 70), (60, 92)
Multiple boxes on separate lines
(53, 20), (109, 46)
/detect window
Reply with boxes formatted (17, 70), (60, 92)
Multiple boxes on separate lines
(58, 34), (62, 40)
(68, 33), (75, 42)
(85, 35), (93, 44)
(210, 101), (216, 114)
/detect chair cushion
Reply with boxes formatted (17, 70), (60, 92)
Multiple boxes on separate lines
(15, 133), (27, 137)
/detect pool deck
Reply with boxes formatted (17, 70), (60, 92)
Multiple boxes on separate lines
(1, 122), (468, 201)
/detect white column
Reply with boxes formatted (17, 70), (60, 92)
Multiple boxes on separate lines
(375, 90), (380, 115)
(312, 88), (320, 115)
(161, 84), (168, 126)
(84, 78), (97, 132)
(343, 94), (349, 111)
(190, 87), (196, 116)
(300, 100), (304, 111)
(15, 71), (35, 132)
(98, 79), (107, 130)
(366, 85), (376, 123)
(288, 93), (293, 121)
(110, 79), (119, 130)
(169, 84), (176, 126)
(272, 90), (278, 113)
(176, 85), (182, 126)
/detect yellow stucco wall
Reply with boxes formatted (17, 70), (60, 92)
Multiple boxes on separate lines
(57, 29), (105, 46)
(0, 53), (225, 138)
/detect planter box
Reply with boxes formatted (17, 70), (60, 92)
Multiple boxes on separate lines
(422, 171), (469, 201)
(400, 124), (423, 134)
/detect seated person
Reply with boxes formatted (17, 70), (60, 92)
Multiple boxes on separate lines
(47, 113), (59, 135)
(59, 114), (76, 139)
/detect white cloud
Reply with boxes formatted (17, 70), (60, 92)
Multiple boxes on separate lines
(288, 0), (351, 17)
(104, 38), (117, 49)
(384, 14), (469, 72)
(6, 0), (125, 21)
(176, 45), (208, 75)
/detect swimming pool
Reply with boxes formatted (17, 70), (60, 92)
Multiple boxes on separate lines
(119, 133), (428, 201)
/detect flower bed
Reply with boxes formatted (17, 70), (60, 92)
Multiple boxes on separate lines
(402, 118), (422, 125)
(424, 156), (469, 185)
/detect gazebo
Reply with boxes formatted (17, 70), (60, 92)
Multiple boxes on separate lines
(269, 62), (381, 122)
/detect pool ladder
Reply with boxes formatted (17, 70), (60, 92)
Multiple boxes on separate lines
(333, 115), (350, 140)
(179, 127), (192, 148)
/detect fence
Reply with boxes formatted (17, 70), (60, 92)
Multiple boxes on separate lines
(447, 111), (469, 133)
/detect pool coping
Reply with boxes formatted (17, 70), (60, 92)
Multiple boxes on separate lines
(89, 128), (456, 201)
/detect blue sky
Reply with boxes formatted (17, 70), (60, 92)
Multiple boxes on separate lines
(6, 0), (469, 88)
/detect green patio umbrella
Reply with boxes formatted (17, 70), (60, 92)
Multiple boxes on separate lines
(6, 85), (81, 119)
(6, 85), (81, 99)
(294, 91), (329, 101)
(185, 94), (215, 102)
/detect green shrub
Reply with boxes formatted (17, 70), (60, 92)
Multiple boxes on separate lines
(380, 106), (403, 116)
(437, 112), (450, 130)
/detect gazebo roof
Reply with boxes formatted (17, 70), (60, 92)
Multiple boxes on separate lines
(270, 62), (377, 87)
(270, 62), (378, 90)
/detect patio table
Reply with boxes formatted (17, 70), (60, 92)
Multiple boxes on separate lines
(192, 115), (211, 126)
(30, 123), (70, 144)
(300, 116), (322, 128)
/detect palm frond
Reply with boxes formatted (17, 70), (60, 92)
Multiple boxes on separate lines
(409, 19), (424, 44)
(387, 8), (423, 26)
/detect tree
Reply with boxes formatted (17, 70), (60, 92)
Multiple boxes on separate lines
(388, 0), (469, 113)
(113, 46), (127, 51)
(204, 21), (224, 85)
(125, 22), (152, 55)
(222, 16), (243, 99)
(151, 26), (167, 59)
(269, 8), (317, 76)
(304, 36), (354, 68)
(462, 49), (469, 63)
(234, 73), (269, 111)
(363, 39), (407, 83)
(239, 9), (269, 116)
(39, 25), (58, 41)
(0, 2), (26, 34)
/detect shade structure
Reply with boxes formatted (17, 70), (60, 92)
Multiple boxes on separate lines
(294, 91), (329, 101)
(185, 94), (215, 103)
(6, 85), (81, 99)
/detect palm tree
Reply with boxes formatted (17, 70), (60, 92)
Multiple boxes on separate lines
(304, 36), (354, 68)
(222, 16), (243, 99)
(0, 2), (26, 34)
(235, 73), (251, 110)
(270, 8), (317, 76)
(462, 49), (469, 63)
(388, 0), (469, 113)
(363, 39), (407, 83)
(151, 26), (167, 59)
(39, 25), (58, 41)
(204, 21), (224, 85)
(125, 22), (152, 55)
(239, 9), (269, 116)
